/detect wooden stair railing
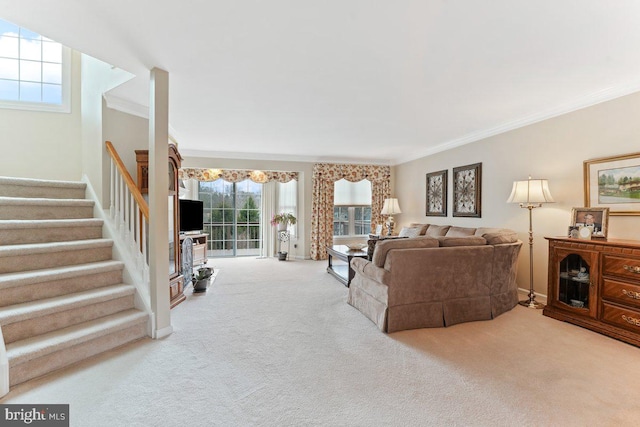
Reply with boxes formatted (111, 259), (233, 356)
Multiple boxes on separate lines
(105, 141), (150, 286)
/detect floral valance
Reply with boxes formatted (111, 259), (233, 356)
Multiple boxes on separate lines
(312, 163), (391, 184)
(179, 168), (298, 184)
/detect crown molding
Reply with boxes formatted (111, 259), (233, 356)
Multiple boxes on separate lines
(393, 81), (640, 165)
(179, 149), (392, 166)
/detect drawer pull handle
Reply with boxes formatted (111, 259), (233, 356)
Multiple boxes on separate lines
(622, 315), (640, 327)
(622, 289), (640, 300)
(623, 264), (640, 274)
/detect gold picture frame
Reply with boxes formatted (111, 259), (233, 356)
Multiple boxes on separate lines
(584, 152), (640, 216)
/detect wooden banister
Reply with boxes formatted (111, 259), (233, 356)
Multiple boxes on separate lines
(105, 140), (149, 220)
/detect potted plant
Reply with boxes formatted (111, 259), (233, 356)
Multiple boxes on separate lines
(271, 212), (297, 232)
(192, 266), (213, 293)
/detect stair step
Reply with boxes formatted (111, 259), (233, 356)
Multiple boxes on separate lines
(0, 219), (104, 245)
(0, 260), (124, 303)
(0, 176), (86, 199)
(0, 284), (136, 344)
(0, 239), (114, 274)
(7, 309), (148, 386)
(0, 197), (94, 220)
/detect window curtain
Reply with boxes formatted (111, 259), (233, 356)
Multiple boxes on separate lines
(310, 163), (391, 260)
(260, 181), (277, 258)
(179, 168), (297, 184)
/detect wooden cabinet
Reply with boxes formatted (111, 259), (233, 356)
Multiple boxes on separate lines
(180, 233), (208, 267)
(544, 237), (640, 347)
(135, 144), (186, 309)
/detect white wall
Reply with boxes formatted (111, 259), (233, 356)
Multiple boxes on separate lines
(80, 54), (135, 205)
(394, 91), (640, 297)
(182, 156), (313, 259)
(0, 51), (82, 180)
(102, 105), (149, 179)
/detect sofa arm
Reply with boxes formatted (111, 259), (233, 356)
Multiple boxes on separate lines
(351, 257), (391, 284)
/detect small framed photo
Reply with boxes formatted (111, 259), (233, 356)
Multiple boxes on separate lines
(375, 224), (383, 235)
(570, 207), (610, 238)
(567, 225), (580, 238)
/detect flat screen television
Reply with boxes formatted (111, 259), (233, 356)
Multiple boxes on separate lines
(179, 199), (204, 233)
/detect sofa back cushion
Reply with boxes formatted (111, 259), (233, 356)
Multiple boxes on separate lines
(409, 223), (430, 235)
(445, 226), (477, 237)
(425, 225), (450, 237)
(437, 236), (487, 247)
(372, 237), (439, 267)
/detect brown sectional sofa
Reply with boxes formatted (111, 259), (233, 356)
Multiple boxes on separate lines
(347, 224), (522, 333)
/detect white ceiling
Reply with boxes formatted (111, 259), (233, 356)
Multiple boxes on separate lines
(2, 1), (640, 165)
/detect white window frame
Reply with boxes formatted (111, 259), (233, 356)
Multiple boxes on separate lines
(0, 25), (71, 113)
(333, 205), (372, 238)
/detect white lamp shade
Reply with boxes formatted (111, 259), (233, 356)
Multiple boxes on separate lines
(381, 198), (402, 215)
(507, 178), (554, 204)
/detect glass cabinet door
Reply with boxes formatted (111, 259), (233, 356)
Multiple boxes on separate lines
(552, 248), (598, 318)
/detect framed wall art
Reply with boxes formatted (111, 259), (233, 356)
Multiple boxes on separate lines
(570, 207), (609, 238)
(426, 169), (447, 217)
(584, 152), (640, 216)
(453, 162), (482, 217)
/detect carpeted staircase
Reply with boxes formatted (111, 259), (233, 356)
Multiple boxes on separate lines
(0, 176), (148, 387)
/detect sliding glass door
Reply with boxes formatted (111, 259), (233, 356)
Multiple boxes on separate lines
(199, 179), (261, 257)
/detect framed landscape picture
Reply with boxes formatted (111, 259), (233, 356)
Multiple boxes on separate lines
(426, 169), (447, 216)
(453, 162), (482, 217)
(584, 152), (640, 216)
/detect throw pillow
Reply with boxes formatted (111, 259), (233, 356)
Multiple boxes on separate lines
(398, 226), (421, 238)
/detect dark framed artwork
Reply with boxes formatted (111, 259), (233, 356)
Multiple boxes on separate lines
(426, 169), (448, 217)
(584, 151), (640, 216)
(453, 162), (482, 217)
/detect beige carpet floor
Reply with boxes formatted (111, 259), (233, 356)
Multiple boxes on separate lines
(2, 257), (640, 426)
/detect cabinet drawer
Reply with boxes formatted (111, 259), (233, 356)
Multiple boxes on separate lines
(601, 302), (640, 333)
(170, 276), (184, 299)
(603, 255), (640, 280)
(603, 278), (640, 309)
(193, 243), (207, 264)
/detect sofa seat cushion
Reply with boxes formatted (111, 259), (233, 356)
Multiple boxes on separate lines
(445, 226), (477, 237)
(372, 237), (439, 267)
(437, 236), (487, 247)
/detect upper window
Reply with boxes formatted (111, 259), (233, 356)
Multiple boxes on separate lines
(0, 19), (70, 112)
(333, 179), (372, 237)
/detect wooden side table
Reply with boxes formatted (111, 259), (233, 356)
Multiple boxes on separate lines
(326, 245), (368, 287)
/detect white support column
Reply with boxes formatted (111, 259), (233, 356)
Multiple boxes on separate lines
(148, 67), (172, 339)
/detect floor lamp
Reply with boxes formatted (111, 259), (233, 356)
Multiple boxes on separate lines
(507, 177), (554, 309)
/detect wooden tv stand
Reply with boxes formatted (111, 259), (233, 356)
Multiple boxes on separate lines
(180, 233), (208, 266)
